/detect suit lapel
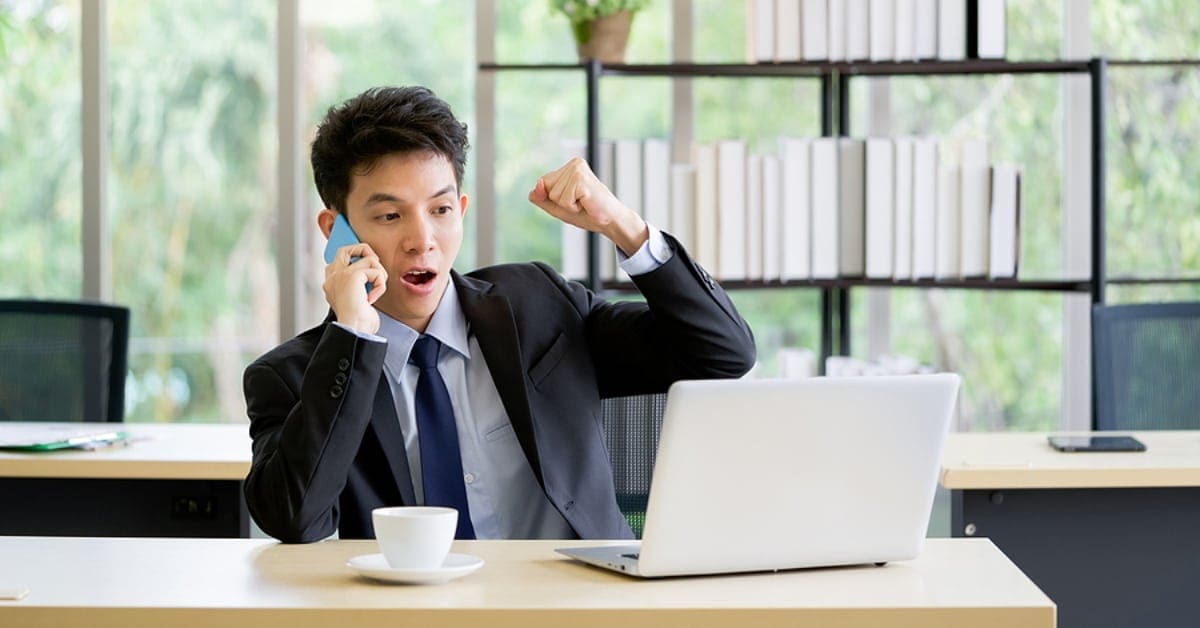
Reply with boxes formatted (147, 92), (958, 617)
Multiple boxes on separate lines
(453, 272), (544, 485)
(367, 373), (417, 506)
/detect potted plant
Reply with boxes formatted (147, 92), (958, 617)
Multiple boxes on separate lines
(550, 0), (651, 64)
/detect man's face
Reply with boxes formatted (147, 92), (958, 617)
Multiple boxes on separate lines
(341, 151), (467, 332)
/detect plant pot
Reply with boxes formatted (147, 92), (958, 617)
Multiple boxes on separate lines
(575, 10), (632, 64)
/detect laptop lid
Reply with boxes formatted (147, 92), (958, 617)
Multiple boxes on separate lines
(635, 374), (960, 577)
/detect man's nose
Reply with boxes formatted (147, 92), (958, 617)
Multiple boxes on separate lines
(401, 217), (435, 253)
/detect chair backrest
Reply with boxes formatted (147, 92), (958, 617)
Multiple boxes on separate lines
(601, 392), (667, 539)
(0, 300), (129, 422)
(1092, 302), (1200, 430)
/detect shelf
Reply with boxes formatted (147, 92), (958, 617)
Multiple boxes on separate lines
(1109, 59), (1200, 68)
(479, 59), (1092, 78)
(1106, 276), (1200, 286)
(599, 277), (1093, 293)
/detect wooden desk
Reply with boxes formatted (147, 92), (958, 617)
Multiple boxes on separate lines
(0, 423), (251, 537)
(941, 430), (1200, 628)
(0, 537), (1053, 628)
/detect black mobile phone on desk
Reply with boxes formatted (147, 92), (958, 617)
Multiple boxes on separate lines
(1047, 435), (1146, 452)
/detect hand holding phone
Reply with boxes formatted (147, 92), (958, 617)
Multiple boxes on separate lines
(323, 213), (373, 293)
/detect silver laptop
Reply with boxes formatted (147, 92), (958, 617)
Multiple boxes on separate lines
(557, 374), (960, 578)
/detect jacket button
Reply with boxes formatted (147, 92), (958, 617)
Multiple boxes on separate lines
(337, 358), (350, 371)
(334, 372), (347, 385)
(330, 385), (344, 398)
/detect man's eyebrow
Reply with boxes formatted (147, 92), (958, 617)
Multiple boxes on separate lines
(362, 185), (455, 207)
(428, 185), (456, 200)
(364, 192), (402, 206)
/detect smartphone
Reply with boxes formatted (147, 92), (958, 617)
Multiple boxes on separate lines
(324, 213), (361, 264)
(1047, 435), (1146, 453)
(323, 213), (372, 292)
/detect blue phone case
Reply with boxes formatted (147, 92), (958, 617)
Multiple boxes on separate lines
(323, 214), (372, 292)
(324, 213), (361, 264)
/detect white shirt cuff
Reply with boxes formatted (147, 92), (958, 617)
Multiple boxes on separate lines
(331, 321), (386, 343)
(616, 223), (674, 276)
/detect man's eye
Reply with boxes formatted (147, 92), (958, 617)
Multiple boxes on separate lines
(380, 213), (400, 221)
(435, 205), (452, 215)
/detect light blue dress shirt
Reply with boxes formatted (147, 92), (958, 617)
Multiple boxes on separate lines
(337, 226), (672, 538)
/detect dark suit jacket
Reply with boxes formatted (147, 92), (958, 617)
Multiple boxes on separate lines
(243, 236), (755, 543)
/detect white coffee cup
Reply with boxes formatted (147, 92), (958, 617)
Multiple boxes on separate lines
(372, 506), (458, 569)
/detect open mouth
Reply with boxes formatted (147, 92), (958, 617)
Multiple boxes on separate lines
(403, 270), (436, 286)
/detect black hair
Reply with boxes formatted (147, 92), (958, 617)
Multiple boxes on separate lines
(311, 86), (469, 213)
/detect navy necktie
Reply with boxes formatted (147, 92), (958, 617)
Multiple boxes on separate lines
(409, 335), (476, 539)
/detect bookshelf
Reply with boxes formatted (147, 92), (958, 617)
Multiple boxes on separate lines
(479, 57), (1108, 411)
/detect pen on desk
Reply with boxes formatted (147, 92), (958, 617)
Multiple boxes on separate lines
(0, 587), (30, 601)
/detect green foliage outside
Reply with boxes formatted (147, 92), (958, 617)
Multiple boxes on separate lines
(2, 1), (1199, 427)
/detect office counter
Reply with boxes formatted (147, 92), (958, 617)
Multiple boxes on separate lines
(0, 423), (251, 537)
(0, 537), (1053, 628)
(941, 430), (1200, 628)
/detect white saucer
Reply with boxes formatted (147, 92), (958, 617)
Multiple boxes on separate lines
(347, 552), (484, 584)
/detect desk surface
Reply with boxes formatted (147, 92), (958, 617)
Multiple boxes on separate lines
(941, 430), (1200, 489)
(0, 537), (1052, 628)
(0, 423), (250, 480)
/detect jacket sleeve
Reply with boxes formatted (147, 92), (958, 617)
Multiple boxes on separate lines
(546, 232), (757, 398)
(242, 324), (387, 543)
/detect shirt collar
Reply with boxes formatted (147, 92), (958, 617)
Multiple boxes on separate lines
(376, 280), (471, 376)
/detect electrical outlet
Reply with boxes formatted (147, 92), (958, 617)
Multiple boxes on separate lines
(171, 496), (217, 519)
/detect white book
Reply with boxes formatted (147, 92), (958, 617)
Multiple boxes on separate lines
(811, 138), (840, 278)
(762, 155), (783, 281)
(749, 0), (775, 63)
(937, 0), (965, 60)
(869, 0), (895, 62)
(801, 0), (828, 60)
(894, 0), (916, 61)
(745, 154), (764, 281)
(642, 138), (672, 232)
(827, 0), (846, 61)
(846, 0), (870, 60)
(914, 0), (938, 59)
(559, 139), (588, 281)
(893, 137), (915, 279)
(935, 163), (961, 279)
(716, 140), (748, 279)
(865, 138), (895, 279)
(775, 0), (802, 62)
(971, 0), (1006, 59)
(613, 139), (644, 282)
(911, 137), (938, 278)
(839, 138), (866, 277)
(781, 137), (813, 280)
(988, 164), (1020, 278)
(959, 138), (990, 277)
(692, 144), (719, 272)
(670, 164), (697, 256)
(598, 140), (617, 282)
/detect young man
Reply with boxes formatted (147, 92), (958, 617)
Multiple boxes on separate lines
(244, 86), (755, 543)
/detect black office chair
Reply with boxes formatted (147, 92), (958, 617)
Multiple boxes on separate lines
(1092, 302), (1200, 430)
(0, 300), (130, 422)
(601, 392), (667, 539)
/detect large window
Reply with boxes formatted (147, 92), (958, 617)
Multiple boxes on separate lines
(109, 1), (277, 422)
(1094, 1), (1200, 304)
(0, 0), (81, 298)
(12, 1), (1200, 426)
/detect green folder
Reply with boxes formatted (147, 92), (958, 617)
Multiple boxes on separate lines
(0, 426), (130, 451)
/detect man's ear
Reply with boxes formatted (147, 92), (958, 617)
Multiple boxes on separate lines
(459, 193), (469, 218)
(317, 208), (337, 239)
